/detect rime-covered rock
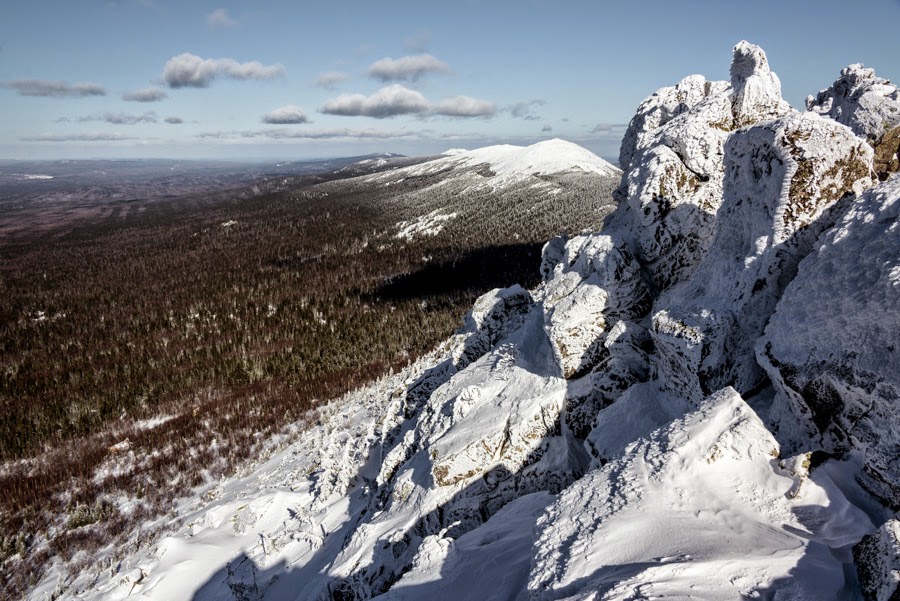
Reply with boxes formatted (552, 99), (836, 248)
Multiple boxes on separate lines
(540, 234), (648, 379)
(652, 111), (873, 402)
(618, 73), (728, 173)
(730, 40), (792, 126)
(453, 284), (533, 369)
(855, 516), (900, 601)
(807, 64), (900, 141)
(758, 176), (900, 505)
(616, 42), (790, 292)
(807, 64), (900, 181)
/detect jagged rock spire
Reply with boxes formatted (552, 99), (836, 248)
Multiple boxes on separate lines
(730, 40), (791, 126)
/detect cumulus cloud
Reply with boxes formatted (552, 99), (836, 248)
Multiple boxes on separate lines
(162, 53), (285, 88)
(261, 105), (309, 124)
(505, 99), (546, 121)
(3, 79), (106, 98)
(122, 87), (167, 102)
(206, 8), (237, 27)
(314, 71), (349, 89)
(367, 54), (449, 82)
(432, 95), (496, 117)
(321, 84), (429, 118)
(542, 125), (553, 132)
(165, 116), (184, 124)
(21, 132), (139, 142)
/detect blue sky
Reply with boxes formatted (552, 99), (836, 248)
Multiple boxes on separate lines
(2, 0), (899, 161)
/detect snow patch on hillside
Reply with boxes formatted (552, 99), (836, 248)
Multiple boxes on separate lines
(394, 209), (457, 241)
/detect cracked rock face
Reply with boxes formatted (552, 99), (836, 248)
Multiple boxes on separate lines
(758, 176), (900, 506)
(652, 111), (874, 402)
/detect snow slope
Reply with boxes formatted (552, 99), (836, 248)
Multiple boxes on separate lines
(35, 42), (900, 601)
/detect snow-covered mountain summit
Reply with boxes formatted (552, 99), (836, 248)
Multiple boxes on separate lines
(39, 42), (900, 601)
(371, 138), (620, 191)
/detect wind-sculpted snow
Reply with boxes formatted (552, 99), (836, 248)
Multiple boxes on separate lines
(758, 176), (900, 506)
(652, 111), (873, 401)
(528, 388), (875, 601)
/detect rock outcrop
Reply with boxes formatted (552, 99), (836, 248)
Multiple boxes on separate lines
(529, 388), (873, 600)
(855, 516), (900, 601)
(807, 63), (900, 181)
(652, 112), (873, 401)
(758, 176), (900, 505)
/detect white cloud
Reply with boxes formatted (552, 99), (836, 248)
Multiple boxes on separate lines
(122, 87), (167, 102)
(367, 54), (449, 82)
(206, 8), (237, 27)
(261, 105), (309, 124)
(162, 53), (285, 88)
(591, 123), (627, 134)
(321, 86), (495, 119)
(321, 84), (429, 118)
(314, 71), (349, 89)
(3, 80), (106, 98)
(433, 95), (496, 117)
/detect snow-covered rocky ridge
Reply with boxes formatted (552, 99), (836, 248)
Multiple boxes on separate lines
(40, 42), (900, 601)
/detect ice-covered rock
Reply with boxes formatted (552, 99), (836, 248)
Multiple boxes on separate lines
(730, 40), (792, 126)
(453, 284), (533, 370)
(758, 176), (900, 505)
(540, 234), (648, 378)
(652, 111), (874, 401)
(854, 516), (900, 601)
(807, 64), (900, 141)
(807, 63), (900, 181)
(616, 42), (791, 292)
